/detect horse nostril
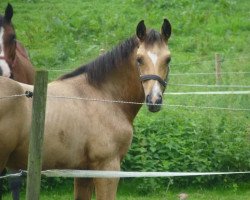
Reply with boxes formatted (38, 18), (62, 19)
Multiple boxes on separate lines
(146, 94), (152, 104)
(155, 95), (163, 105)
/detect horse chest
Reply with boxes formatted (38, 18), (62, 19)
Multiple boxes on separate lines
(86, 117), (133, 164)
(41, 99), (133, 169)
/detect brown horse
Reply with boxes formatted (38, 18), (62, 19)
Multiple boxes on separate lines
(0, 19), (171, 200)
(0, 4), (35, 200)
(0, 3), (35, 84)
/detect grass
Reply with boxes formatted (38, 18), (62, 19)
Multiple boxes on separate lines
(3, 180), (250, 200)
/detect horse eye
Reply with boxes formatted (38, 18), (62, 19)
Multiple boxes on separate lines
(9, 34), (16, 43)
(136, 57), (144, 65)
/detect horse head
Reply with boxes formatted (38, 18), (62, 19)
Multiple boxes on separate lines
(0, 3), (16, 78)
(136, 19), (171, 112)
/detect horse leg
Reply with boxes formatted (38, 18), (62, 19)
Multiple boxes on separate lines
(0, 168), (7, 200)
(94, 178), (119, 200)
(8, 170), (22, 200)
(0, 153), (9, 200)
(74, 178), (94, 200)
(93, 159), (120, 200)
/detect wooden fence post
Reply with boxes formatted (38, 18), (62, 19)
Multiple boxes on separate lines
(26, 70), (48, 200)
(215, 53), (222, 85)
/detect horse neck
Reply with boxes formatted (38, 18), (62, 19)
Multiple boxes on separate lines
(102, 52), (145, 122)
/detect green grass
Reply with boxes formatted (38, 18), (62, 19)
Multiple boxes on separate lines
(1, 0), (249, 75)
(3, 180), (250, 200)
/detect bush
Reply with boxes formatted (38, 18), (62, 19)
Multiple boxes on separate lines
(122, 108), (250, 191)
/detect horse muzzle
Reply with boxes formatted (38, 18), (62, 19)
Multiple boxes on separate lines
(0, 56), (12, 78)
(146, 93), (163, 112)
(140, 74), (166, 112)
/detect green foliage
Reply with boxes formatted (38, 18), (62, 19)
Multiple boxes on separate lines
(122, 108), (250, 191)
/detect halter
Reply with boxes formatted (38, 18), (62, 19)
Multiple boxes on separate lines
(140, 65), (170, 88)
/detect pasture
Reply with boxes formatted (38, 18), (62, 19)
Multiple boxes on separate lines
(0, 0), (249, 199)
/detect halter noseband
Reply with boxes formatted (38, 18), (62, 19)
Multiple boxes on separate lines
(140, 74), (167, 87)
(140, 65), (170, 88)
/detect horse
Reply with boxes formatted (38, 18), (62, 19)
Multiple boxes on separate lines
(0, 19), (171, 200)
(0, 4), (35, 200)
(0, 3), (35, 84)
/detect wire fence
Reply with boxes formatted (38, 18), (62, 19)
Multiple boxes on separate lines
(168, 83), (250, 88)
(170, 71), (250, 76)
(0, 171), (24, 179)
(48, 68), (250, 75)
(47, 94), (250, 111)
(1, 170), (250, 180)
(164, 91), (250, 95)
(0, 93), (27, 100)
(0, 93), (249, 111)
(170, 55), (250, 67)
(46, 55), (250, 73)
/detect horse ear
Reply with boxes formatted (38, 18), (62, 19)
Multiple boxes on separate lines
(5, 3), (13, 23)
(161, 18), (171, 40)
(136, 20), (147, 41)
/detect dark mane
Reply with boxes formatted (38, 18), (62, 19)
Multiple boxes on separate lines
(60, 36), (139, 85)
(59, 29), (162, 85)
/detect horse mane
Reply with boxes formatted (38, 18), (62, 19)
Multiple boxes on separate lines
(145, 29), (164, 46)
(59, 36), (138, 85)
(59, 29), (163, 85)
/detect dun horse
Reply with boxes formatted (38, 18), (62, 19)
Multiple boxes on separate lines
(0, 3), (35, 84)
(0, 4), (35, 200)
(0, 19), (171, 200)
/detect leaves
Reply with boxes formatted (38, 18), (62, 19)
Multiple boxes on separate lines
(122, 109), (250, 189)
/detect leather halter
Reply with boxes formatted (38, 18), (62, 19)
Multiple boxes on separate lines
(140, 74), (167, 87)
(140, 66), (170, 88)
